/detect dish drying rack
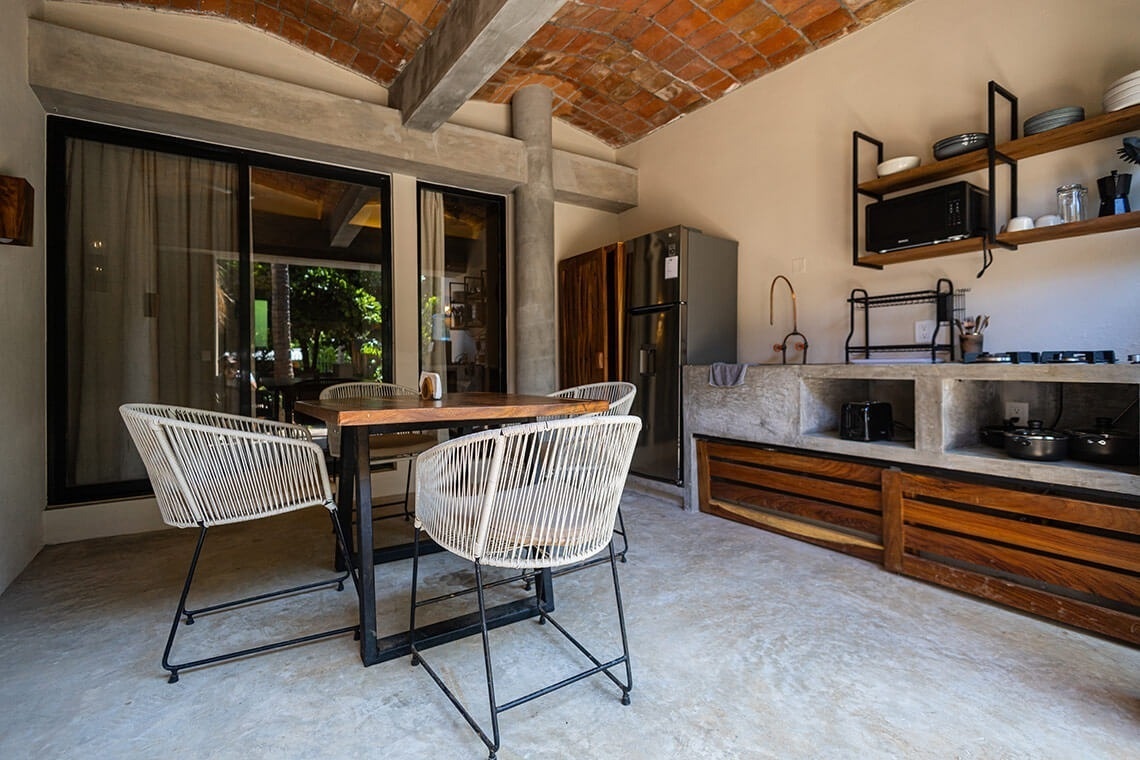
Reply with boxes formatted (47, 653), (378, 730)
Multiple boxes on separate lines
(845, 278), (966, 363)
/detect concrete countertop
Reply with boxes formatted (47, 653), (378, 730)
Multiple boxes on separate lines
(683, 363), (1140, 509)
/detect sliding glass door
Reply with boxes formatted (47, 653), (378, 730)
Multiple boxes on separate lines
(47, 119), (391, 505)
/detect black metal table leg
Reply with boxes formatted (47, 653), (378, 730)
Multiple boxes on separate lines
(349, 427), (380, 666)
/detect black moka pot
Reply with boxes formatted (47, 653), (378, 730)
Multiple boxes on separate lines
(1097, 170), (1132, 216)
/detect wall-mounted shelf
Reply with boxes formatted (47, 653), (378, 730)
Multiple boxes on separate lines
(852, 95), (1140, 268)
(996, 209), (1140, 245)
(858, 104), (1140, 196)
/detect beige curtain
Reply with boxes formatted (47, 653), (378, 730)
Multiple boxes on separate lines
(419, 188), (447, 376)
(65, 139), (236, 485)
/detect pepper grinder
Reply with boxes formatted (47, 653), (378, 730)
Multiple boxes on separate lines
(1097, 170), (1132, 216)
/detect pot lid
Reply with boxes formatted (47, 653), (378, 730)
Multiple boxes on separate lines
(1007, 419), (1066, 440)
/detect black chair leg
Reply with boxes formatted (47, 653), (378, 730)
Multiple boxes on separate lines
(161, 509), (360, 684)
(162, 525), (208, 683)
(613, 507), (629, 562)
(607, 540), (633, 705)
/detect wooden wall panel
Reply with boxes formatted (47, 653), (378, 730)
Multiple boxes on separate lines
(698, 438), (884, 563)
(887, 470), (1140, 646)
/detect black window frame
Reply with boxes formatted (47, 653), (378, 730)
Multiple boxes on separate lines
(46, 116), (393, 506)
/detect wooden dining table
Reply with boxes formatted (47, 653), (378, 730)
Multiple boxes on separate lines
(294, 391), (610, 666)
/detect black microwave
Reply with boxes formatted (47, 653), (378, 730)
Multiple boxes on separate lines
(866, 181), (988, 253)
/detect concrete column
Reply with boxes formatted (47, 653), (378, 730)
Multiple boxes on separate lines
(511, 84), (556, 394)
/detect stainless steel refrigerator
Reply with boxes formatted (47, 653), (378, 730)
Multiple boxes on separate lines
(624, 226), (737, 484)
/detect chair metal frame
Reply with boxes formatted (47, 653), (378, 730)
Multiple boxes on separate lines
(119, 403), (361, 683)
(320, 381), (438, 519)
(408, 415), (641, 760)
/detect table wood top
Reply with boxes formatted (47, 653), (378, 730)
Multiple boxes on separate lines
(294, 391), (609, 427)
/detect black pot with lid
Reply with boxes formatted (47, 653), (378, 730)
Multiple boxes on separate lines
(1004, 419), (1068, 461)
(1067, 417), (1139, 465)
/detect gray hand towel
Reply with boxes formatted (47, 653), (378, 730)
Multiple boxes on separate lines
(708, 363), (749, 387)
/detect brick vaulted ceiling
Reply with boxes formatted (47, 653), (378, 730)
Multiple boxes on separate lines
(83, 0), (913, 147)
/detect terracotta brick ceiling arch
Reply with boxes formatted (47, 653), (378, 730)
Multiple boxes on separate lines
(83, 0), (912, 146)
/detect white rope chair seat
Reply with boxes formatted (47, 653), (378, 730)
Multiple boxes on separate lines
(365, 432), (440, 459)
(119, 402), (360, 684)
(120, 403), (334, 529)
(414, 415), (641, 570)
(319, 381), (437, 459)
(544, 381), (636, 420)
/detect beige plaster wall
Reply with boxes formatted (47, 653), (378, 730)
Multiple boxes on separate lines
(0, 2), (48, 590)
(616, 0), (1140, 364)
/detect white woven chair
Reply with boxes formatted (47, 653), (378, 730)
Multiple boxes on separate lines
(319, 381), (439, 518)
(546, 381), (637, 561)
(119, 403), (360, 683)
(409, 415), (641, 760)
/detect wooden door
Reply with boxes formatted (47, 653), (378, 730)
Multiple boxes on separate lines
(557, 243), (624, 388)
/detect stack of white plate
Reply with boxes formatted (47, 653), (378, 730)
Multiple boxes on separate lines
(1104, 69), (1140, 112)
(1023, 106), (1085, 135)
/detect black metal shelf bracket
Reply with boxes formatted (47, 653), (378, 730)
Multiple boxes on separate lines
(852, 131), (884, 269)
(987, 80), (1019, 253)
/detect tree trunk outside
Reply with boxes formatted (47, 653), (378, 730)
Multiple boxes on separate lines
(271, 264), (293, 381)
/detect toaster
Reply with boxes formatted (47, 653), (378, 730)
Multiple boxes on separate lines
(840, 401), (893, 441)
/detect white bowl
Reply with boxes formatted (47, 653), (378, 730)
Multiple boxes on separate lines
(1006, 216), (1035, 232)
(1035, 214), (1062, 227)
(876, 155), (921, 177)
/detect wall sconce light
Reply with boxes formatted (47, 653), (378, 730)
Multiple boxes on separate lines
(0, 175), (34, 246)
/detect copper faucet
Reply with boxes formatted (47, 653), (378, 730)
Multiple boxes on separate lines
(769, 275), (809, 364)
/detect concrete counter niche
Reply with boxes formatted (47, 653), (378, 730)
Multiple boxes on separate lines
(683, 363), (1140, 509)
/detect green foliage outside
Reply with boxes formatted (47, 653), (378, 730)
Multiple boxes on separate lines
(254, 263), (386, 380)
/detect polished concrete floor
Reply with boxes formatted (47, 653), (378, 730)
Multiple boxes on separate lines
(1, 490), (1138, 759)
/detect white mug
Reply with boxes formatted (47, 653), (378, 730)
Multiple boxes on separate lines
(1035, 214), (1062, 227)
(1006, 215), (1034, 232)
(419, 371), (442, 400)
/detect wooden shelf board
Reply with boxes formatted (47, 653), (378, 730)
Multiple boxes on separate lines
(996, 210), (1140, 245)
(859, 151), (988, 196)
(856, 236), (986, 266)
(1006, 104), (1140, 160)
(858, 103), (1140, 196)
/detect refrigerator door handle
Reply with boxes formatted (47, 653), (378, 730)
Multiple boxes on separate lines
(630, 303), (679, 316)
(639, 345), (656, 376)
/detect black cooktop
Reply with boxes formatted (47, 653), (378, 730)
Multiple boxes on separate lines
(963, 350), (1117, 364)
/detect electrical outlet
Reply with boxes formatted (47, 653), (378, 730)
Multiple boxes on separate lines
(1005, 401), (1029, 422)
(914, 320), (937, 343)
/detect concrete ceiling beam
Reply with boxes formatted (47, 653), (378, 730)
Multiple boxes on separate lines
(390, 0), (566, 133)
(27, 21), (636, 212)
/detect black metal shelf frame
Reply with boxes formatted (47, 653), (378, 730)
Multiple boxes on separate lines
(851, 81), (1020, 269)
(845, 278), (955, 363)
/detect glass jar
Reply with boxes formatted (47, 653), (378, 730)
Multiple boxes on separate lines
(1057, 183), (1088, 222)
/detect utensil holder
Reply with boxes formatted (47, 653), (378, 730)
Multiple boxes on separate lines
(959, 333), (983, 357)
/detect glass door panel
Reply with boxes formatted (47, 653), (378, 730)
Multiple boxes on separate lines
(250, 166), (390, 421)
(419, 186), (506, 393)
(61, 138), (239, 489)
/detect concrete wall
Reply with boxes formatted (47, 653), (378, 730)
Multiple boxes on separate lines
(0, 3), (47, 592)
(616, 0), (1140, 364)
